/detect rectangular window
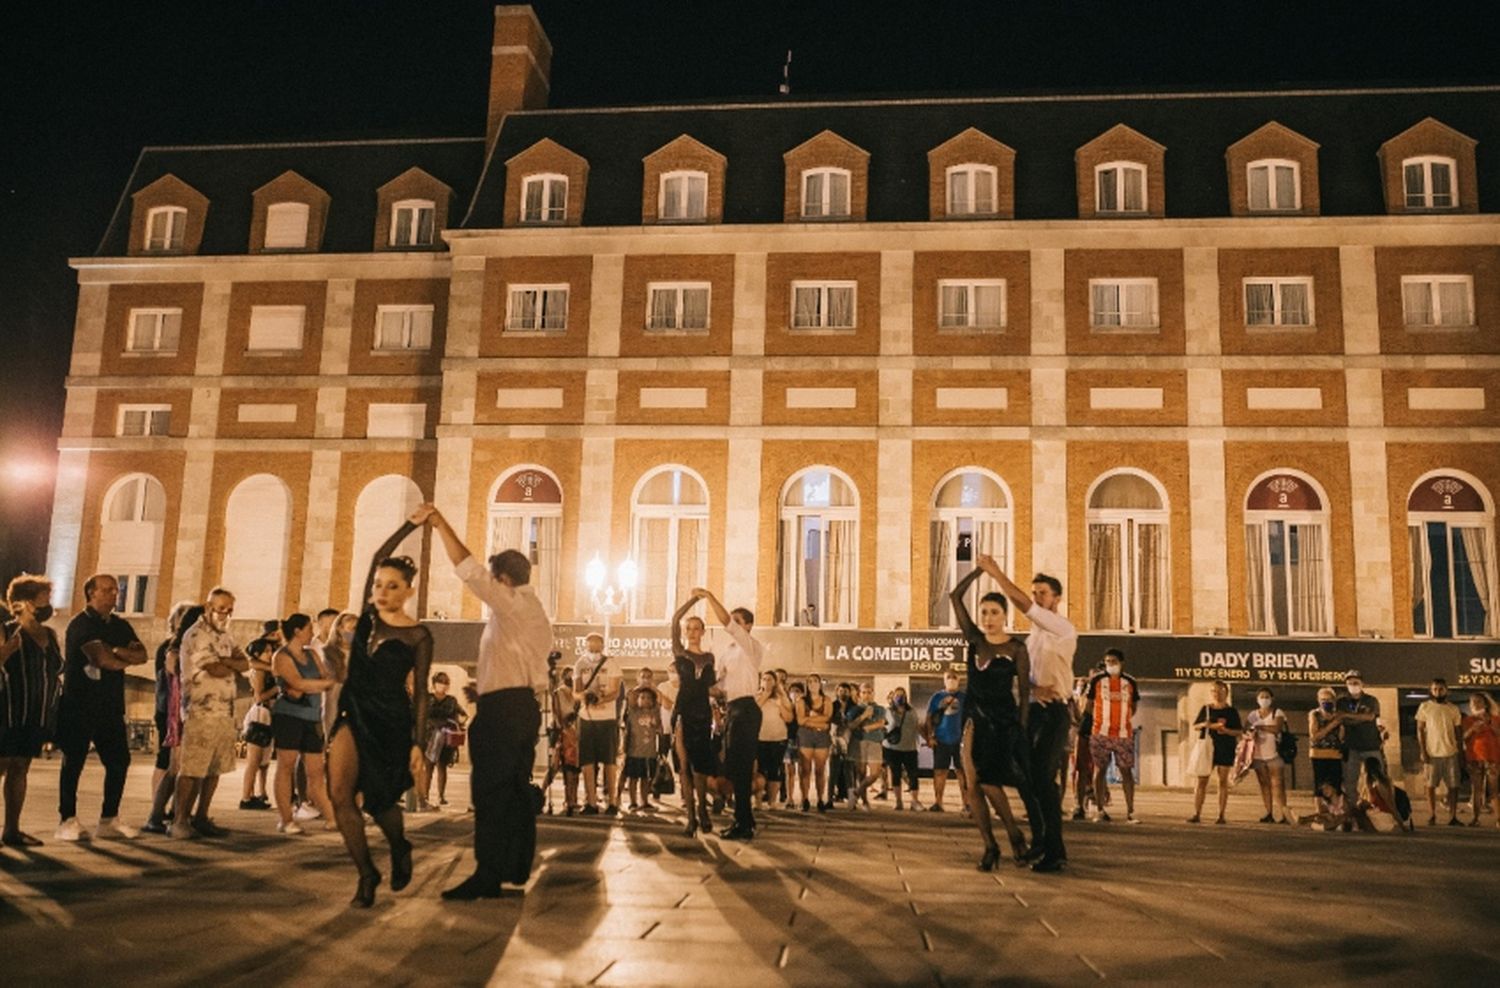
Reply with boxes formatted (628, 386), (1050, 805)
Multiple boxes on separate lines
(1247, 161), (1299, 211)
(790, 281), (857, 330)
(390, 200), (435, 246)
(1096, 163), (1146, 213)
(246, 305), (306, 351)
(1402, 275), (1475, 328)
(937, 279), (1006, 331)
(521, 176), (568, 223)
(1404, 158), (1456, 209)
(1243, 277), (1313, 327)
(801, 169), (850, 218)
(660, 172), (708, 221)
(126, 308), (182, 353)
(145, 207), (186, 251)
(117, 404), (171, 437)
(946, 165), (997, 216)
(1089, 278), (1158, 329)
(506, 285), (569, 332)
(373, 304), (434, 351)
(263, 202), (310, 249)
(646, 283), (711, 331)
(113, 574), (155, 616)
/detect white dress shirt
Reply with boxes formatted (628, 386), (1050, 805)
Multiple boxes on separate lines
(455, 556), (554, 696)
(1023, 602), (1077, 703)
(716, 621), (764, 702)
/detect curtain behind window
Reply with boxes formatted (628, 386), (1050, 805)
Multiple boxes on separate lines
(793, 287), (819, 328)
(1457, 527), (1492, 636)
(676, 517), (707, 618)
(826, 519), (856, 625)
(635, 517), (672, 621)
(1245, 523), (1269, 633)
(1288, 522), (1329, 634)
(1137, 521), (1169, 631)
(1089, 523), (1122, 630)
(534, 516), (561, 616)
(929, 520), (953, 627)
(827, 287), (854, 328)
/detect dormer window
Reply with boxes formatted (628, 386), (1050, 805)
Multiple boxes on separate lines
(1247, 159), (1300, 211)
(521, 174), (568, 224)
(946, 164), (998, 216)
(801, 167), (851, 219)
(390, 199), (435, 247)
(1095, 162), (1146, 214)
(659, 171), (707, 221)
(263, 202), (310, 249)
(144, 206), (186, 252)
(1403, 156), (1457, 209)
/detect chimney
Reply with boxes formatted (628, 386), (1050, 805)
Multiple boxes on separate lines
(487, 5), (552, 147)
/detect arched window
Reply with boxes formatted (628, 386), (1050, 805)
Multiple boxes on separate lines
(778, 467), (858, 627)
(349, 475), (425, 615)
(100, 474), (167, 615)
(263, 201), (310, 249)
(1408, 473), (1494, 638)
(1246, 159), (1300, 211)
(800, 167), (851, 218)
(658, 170), (708, 221)
(1095, 161), (1147, 213)
(220, 474), (292, 620)
(928, 469), (1012, 628)
(1086, 470), (1171, 632)
(144, 205), (187, 251)
(1244, 472), (1332, 636)
(488, 467), (562, 615)
(945, 163), (998, 216)
(630, 467), (709, 623)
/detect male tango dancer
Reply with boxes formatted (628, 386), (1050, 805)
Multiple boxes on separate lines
(693, 586), (764, 841)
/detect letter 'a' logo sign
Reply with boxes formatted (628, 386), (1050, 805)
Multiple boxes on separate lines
(495, 469), (562, 505)
(1248, 474), (1322, 511)
(1408, 475), (1483, 514)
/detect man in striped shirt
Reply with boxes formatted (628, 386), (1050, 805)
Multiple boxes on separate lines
(1085, 649), (1140, 824)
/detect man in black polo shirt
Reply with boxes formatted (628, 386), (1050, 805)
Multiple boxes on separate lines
(57, 574), (148, 840)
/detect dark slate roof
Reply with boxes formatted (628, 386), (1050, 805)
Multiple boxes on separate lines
(95, 138), (486, 256)
(466, 85), (1500, 226)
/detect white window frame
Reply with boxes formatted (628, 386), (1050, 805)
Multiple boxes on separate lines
(937, 279), (1007, 332)
(144, 206), (187, 251)
(505, 284), (570, 333)
(658, 170), (708, 221)
(1402, 155), (1458, 209)
(1088, 277), (1159, 331)
(1246, 158), (1301, 211)
(1094, 161), (1148, 213)
(800, 166), (852, 219)
(116, 404), (172, 438)
(790, 280), (857, 331)
(487, 466), (563, 616)
(263, 201), (310, 249)
(1401, 275), (1476, 329)
(389, 198), (436, 247)
(1244, 473), (1334, 637)
(1409, 511), (1495, 639)
(101, 473), (166, 617)
(928, 468), (1013, 631)
(245, 304), (307, 352)
(520, 173), (568, 224)
(1085, 470), (1172, 634)
(645, 282), (712, 333)
(372, 304), (435, 352)
(629, 466), (710, 624)
(1242, 276), (1315, 329)
(125, 307), (182, 354)
(778, 467), (860, 628)
(945, 163), (999, 216)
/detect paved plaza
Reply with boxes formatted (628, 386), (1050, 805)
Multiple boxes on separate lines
(2, 758), (1497, 986)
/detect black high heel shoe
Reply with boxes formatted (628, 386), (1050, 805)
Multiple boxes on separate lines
(977, 845), (1000, 872)
(683, 812), (700, 837)
(351, 870), (382, 908)
(390, 838), (413, 892)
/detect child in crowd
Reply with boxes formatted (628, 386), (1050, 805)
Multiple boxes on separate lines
(622, 688), (663, 812)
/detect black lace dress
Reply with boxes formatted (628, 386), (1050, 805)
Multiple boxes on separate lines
(672, 652), (719, 776)
(950, 570), (1032, 789)
(330, 523), (432, 815)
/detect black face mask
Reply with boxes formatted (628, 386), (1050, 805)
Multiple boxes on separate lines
(32, 605), (54, 623)
(1431, 694), (1447, 703)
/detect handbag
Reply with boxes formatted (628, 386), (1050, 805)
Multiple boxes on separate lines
(652, 758), (676, 796)
(243, 702), (272, 731)
(1185, 736), (1214, 778)
(443, 726), (467, 748)
(1276, 726), (1298, 763)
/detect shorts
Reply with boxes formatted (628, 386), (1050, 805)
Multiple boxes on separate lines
(860, 740), (884, 766)
(883, 747), (919, 789)
(244, 721), (274, 748)
(577, 718), (619, 766)
(1089, 733), (1136, 772)
(153, 712), (172, 770)
(1252, 755), (1285, 771)
(757, 740), (787, 782)
(1311, 756), (1344, 792)
(271, 713), (325, 755)
(932, 741), (961, 772)
(1424, 754), (1460, 791)
(797, 726), (831, 750)
(178, 716), (238, 778)
(0, 725), (47, 759)
(623, 756), (653, 780)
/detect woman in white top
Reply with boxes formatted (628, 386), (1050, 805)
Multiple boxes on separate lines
(1246, 687), (1291, 824)
(754, 672), (794, 809)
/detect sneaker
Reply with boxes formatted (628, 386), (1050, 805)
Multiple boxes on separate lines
(168, 821), (196, 840)
(1098, 811), (1112, 823)
(928, 803), (944, 813)
(191, 818), (229, 838)
(239, 799), (263, 811)
(1259, 813), (1275, 824)
(603, 805), (619, 817)
(293, 804), (322, 822)
(1448, 817), (1463, 827)
(95, 817), (138, 840)
(1125, 813), (1141, 825)
(580, 804), (599, 816)
(55, 817), (88, 842)
(140, 819), (168, 835)
(1071, 807), (1087, 821)
(277, 820), (305, 836)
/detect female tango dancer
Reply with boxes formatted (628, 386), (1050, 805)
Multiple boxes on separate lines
(951, 555), (1036, 870)
(327, 515), (432, 907)
(670, 590), (720, 836)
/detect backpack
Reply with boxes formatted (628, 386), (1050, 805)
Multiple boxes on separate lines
(1276, 724), (1298, 763)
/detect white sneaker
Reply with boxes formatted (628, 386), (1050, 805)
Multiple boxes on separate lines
(292, 804), (322, 822)
(94, 817), (138, 839)
(1125, 813), (1142, 825)
(55, 817), (88, 841)
(277, 820), (305, 836)
(168, 821), (196, 840)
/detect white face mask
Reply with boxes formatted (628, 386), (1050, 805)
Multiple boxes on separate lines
(1105, 664), (1121, 677)
(1257, 697), (1273, 709)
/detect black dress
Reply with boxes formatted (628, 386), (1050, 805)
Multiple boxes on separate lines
(0, 621), (63, 758)
(672, 652), (719, 776)
(962, 636), (1033, 788)
(331, 523), (433, 815)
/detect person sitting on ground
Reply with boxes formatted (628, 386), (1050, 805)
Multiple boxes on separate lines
(1358, 756), (1414, 833)
(1246, 687), (1291, 824)
(621, 687), (662, 812)
(1188, 680), (1242, 825)
(1462, 692), (1500, 828)
(1415, 677), (1465, 827)
(1301, 781), (1374, 832)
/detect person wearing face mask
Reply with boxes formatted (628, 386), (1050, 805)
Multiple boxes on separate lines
(1335, 673), (1386, 804)
(1, 574), (64, 847)
(1415, 677), (1465, 827)
(173, 589), (251, 840)
(1460, 693), (1500, 827)
(1084, 650), (1140, 823)
(1306, 687), (1345, 816)
(1245, 687), (1291, 824)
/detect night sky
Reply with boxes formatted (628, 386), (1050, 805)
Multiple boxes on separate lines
(1, 0), (1497, 581)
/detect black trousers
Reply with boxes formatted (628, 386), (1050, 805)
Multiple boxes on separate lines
(470, 688), (542, 885)
(723, 697), (762, 830)
(1027, 701), (1072, 860)
(56, 700), (131, 821)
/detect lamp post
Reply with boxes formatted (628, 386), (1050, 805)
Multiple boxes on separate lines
(585, 554), (638, 649)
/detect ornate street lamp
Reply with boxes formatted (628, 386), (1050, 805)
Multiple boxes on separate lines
(585, 554), (638, 648)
